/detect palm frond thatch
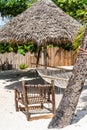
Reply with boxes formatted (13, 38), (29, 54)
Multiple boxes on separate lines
(0, 0), (82, 46)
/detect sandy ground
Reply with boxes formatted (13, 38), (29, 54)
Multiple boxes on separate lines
(0, 69), (87, 130)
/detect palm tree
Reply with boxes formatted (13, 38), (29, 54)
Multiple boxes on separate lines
(48, 26), (87, 129)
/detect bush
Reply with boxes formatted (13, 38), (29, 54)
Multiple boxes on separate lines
(19, 63), (27, 69)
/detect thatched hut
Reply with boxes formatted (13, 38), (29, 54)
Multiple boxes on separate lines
(0, 0), (82, 67)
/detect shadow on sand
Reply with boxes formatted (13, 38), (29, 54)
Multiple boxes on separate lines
(0, 69), (45, 90)
(1, 69), (87, 124)
(72, 84), (87, 124)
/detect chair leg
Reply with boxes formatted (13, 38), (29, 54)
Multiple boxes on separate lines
(25, 106), (30, 121)
(52, 88), (55, 114)
(41, 102), (43, 109)
(14, 89), (19, 111)
(51, 80), (56, 114)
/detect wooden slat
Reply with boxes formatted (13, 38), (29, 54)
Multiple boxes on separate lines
(29, 114), (54, 121)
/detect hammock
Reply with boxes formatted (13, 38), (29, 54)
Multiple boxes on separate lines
(37, 67), (72, 89)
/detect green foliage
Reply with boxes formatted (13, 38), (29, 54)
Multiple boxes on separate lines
(47, 43), (73, 51)
(17, 42), (38, 55)
(47, 44), (54, 48)
(0, 0), (36, 17)
(19, 63), (27, 69)
(0, 41), (73, 55)
(52, 0), (87, 24)
(0, 42), (38, 55)
(73, 26), (86, 52)
(58, 43), (73, 51)
(0, 43), (13, 53)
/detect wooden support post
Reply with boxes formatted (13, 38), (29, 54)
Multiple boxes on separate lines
(36, 48), (41, 67)
(43, 45), (48, 69)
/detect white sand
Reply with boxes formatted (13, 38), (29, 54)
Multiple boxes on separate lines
(0, 69), (87, 130)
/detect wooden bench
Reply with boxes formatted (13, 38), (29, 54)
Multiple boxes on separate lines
(14, 80), (55, 121)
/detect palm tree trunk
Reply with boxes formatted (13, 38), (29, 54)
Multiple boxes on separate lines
(48, 27), (87, 129)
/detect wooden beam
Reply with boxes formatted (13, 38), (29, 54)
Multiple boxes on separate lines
(31, 63), (69, 70)
(29, 114), (54, 121)
(43, 45), (48, 69)
(36, 48), (41, 67)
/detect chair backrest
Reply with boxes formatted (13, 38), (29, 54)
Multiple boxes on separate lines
(22, 80), (55, 113)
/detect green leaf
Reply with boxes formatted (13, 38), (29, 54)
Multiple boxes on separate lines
(73, 26), (86, 52)
(24, 45), (31, 51)
(17, 49), (26, 55)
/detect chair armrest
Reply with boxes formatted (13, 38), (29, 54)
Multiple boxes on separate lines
(14, 86), (22, 93)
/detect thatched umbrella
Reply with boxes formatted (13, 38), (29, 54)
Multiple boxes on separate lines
(0, 0), (82, 66)
(0, 0), (82, 44)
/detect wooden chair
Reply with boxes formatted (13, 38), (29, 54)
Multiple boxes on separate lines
(14, 80), (55, 121)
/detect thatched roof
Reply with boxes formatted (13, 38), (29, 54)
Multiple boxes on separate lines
(0, 0), (82, 45)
